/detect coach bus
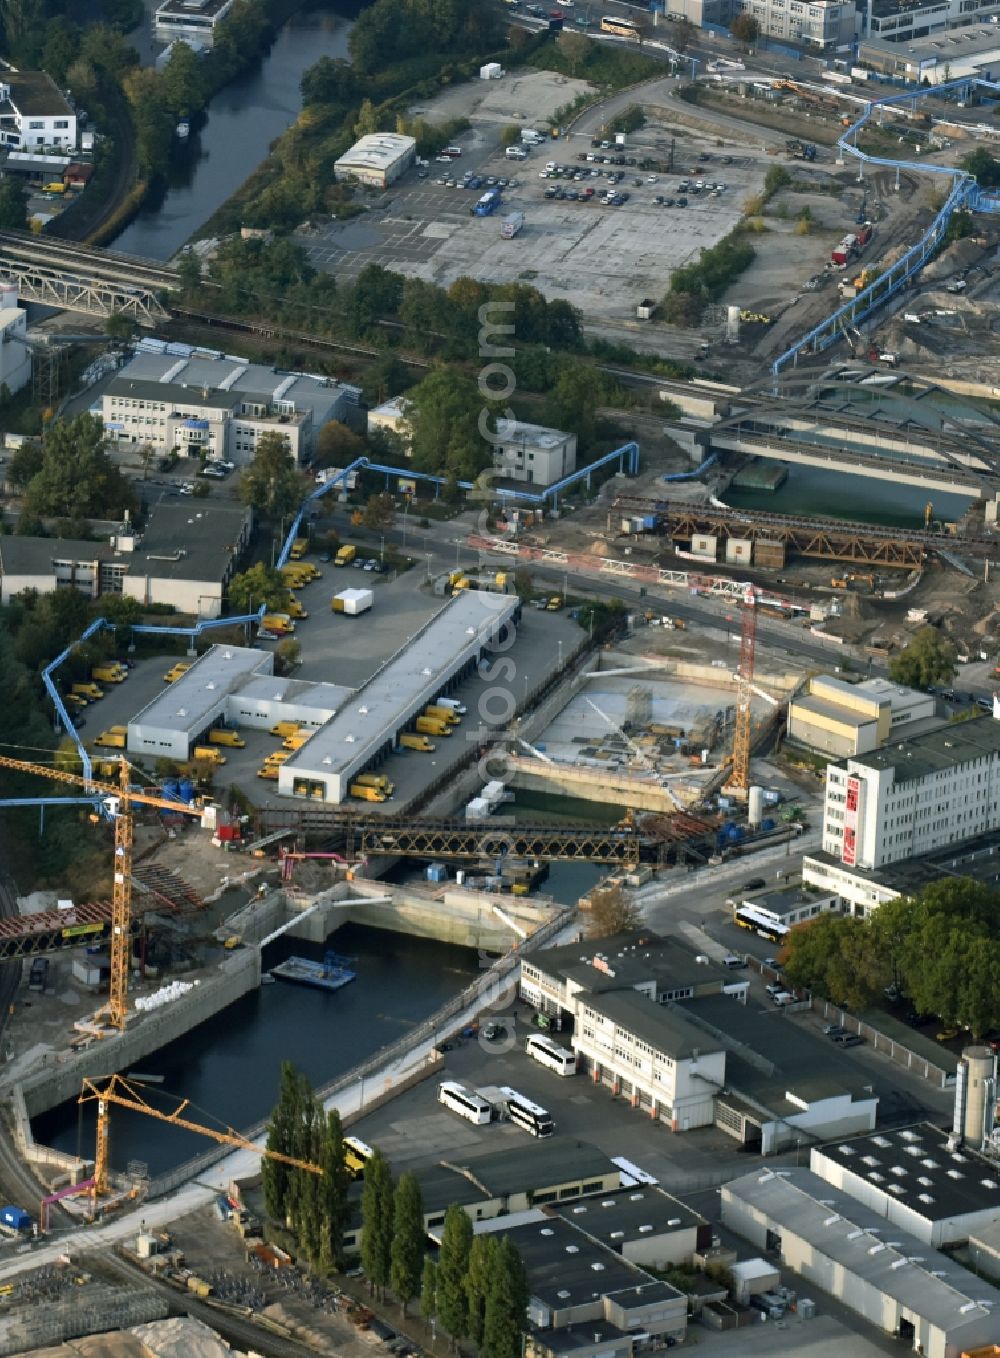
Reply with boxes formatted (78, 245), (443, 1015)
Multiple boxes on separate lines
(526, 1033), (577, 1077)
(439, 1080), (493, 1125)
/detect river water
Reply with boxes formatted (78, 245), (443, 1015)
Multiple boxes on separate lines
(724, 464), (975, 528)
(34, 862), (604, 1176)
(112, 4), (353, 261)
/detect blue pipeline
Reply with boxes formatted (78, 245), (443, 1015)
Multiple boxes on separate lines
(772, 76), (1000, 375)
(663, 453), (717, 482)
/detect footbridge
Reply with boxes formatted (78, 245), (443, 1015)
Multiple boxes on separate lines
(0, 230), (179, 323)
(771, 77), (1000, 374)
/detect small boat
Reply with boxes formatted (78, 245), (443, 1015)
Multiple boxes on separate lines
(176, 119), (190, 140)
(270, 951), (356, 993)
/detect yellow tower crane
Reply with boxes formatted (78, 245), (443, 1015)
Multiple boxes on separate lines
(726, 586), (757, 800)
(79, 1075), (322, 1202)
(0, 754), (205, 1032)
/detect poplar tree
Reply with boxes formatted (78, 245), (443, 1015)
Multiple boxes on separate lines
(262, 1061), (305, 1222)
(420, 1256), (438, 1320)
(319, 1108), (351, 1269)
(390, 1172), (425, 1314)
(361, 1148), (395, 1297)
(481, 1238), (529, 1358)
(465, 1234), (500, 1345)
(436, 1203), (473, 1345)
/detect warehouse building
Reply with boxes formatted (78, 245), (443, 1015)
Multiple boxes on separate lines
(0, 500), (252, 618)
(277, 589), (519, 803)
(859, 26), (1000, 80)
(721, 1167), (1000, 1358)
(802, 827), (1000, 917)
(787, 674), (938, 759)
(128, 646), (273, 760)
(334, 133), (416, 188)
(103, 349), (353, 466)
(821, 712), (1000, 871)
(552, 1185), (711, 1267)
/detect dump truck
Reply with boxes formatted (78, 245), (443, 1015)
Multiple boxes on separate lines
(332, 588), (373, 616)
(786, 138), (816, 161)
(400, 733), (434, 752)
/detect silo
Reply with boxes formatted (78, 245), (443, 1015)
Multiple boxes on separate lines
(954, 1046), (997, 1148)
(748, 785), (765, 828)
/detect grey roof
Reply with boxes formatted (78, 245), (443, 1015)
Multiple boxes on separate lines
(681, 994), (872, 1110)
(134, 497), (249, 582)
(840, 715), (1000, 783)
(580, 989), (716, 1062)
(791, 694), (877, 732)
(497, 1216), (682, 1311)
(0, 536), (113, 575)
(533, 932), (731, 996)
(5, 71), (72, 117)
(283, 590), (518, 777)
(113, 353), (347, 425)
(156, 0), (234, 19)
(740, 887), (816, 920)
(806, 830), (1000, 897)
(532, 1322), (631, 1355)
(969, 1216), (1000, 1255)
(107, 375), (239, 411)
(457, 1140), (618, 1198)
(724, 1167), (1000, 1343)
(129, 645), (272, 736)
(233, 675), (350, 714)
(553, 1186), (706, 1245)
(813, 1122), (1000, 1224)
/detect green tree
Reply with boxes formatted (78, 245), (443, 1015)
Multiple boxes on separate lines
(53, 735), (82, 775)
(408, 368), (491, 480)
(25, 415), (135, 519)
(390, 1172), (425, 1315)
(420, 1255), (437, 1320)
(436, 1203), (473, 1345)
(262, 1062), (307, 1223)
(465, 1234), (500, 1345)
(354, 97), (379, 139)
(888, 625), (956, 690)
(729, 11), (760, 44)
(276, 637), (302, 670)
(227, 562), (292, 615)
(318, 1107), (351, 1270)
(557, 27), (590, 74)
(361, 353), (412, 407)
(161, 38), (207, 118)
(239, 431), (305, 519)
(547, 362), (604, 448)
(960, 148), (1000, 188)
(362, 492), (397, 532)
(499, 124), (522, 148)
(8, 440), (42, 488)
(106, 312), (137, 343)
(482, 1238), (528, 1358)
(0, 175), (27, 231)
(361, 1148), (395, 1298)
(315, 420), (365, 469)
(177, 251), (202, 294)
(587, 884), (643, 938)
(781, 913), (880, 1011)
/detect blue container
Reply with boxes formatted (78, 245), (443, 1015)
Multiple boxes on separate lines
(161, 780), (179, 802)
(426, 862), (448, 883)
(178, 777), (195, 804)
(762, 817), (776, 832)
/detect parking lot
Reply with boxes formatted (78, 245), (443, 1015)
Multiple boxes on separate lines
(297, 98), (762, 321)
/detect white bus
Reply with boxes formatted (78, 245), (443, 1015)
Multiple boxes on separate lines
(439, 1080), (493, 1125)
(500, 1086), (555, 1138)
(526, 1033), (577, 1077)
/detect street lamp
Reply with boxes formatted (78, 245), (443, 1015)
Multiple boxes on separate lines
(380, 534), (385, 564)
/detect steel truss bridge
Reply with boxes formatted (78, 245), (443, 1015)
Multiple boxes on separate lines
(256, 809), (718, 866)
(771, 78), (1000, 375)
(0, 230), (179, 323)
(613, 495), (995, 567)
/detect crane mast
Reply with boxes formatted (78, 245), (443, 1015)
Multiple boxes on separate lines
(728, 588), (757, 799)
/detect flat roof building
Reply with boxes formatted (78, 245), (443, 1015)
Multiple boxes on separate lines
(277, 589), (519, 803)
(128, 645), (273, 760)
(334, 134), (416, 189)
(492, 420), (577, 488)
(104, 348), (354, 467)
(154, 0), (236, 46)
(821, 712), (1000, 871)
(788, 674), (938, 759)
(553, 1186), (711, 1267)
(722, 1167), (1000, 1358)
(860, 25), (1000, 79)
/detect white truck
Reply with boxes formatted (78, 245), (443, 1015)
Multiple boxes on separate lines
(332, 588), (373, 616)
(521, 128), (545, 145)
(500, 211), (525, 239)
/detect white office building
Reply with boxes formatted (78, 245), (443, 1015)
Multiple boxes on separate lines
(103, 349), (354, 467)
(492, 420), (577, 487)
(0, 72), (77, 152)
(0, 306), (31, 397)
(732, 0), (857, 48)
(154, 0), (236, 46)
(821, 712), (1000, 871)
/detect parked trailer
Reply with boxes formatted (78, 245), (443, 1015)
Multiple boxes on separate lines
(332, 588), (373, 616)
(501, 211), (525, 239)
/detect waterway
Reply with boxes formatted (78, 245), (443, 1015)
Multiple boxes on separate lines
(111, 4), (353, 262)
(33, 862), (604, 1176)
(724, 463), (975, 529)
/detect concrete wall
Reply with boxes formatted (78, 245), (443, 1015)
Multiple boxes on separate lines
(18, 949), (261, 1119)
(510, 755), (680, 813)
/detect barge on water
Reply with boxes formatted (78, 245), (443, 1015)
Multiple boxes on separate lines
(270, 951), (356, 993)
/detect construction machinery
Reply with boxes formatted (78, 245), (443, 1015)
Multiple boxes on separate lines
(0, 755), (205, 1031)
(725, 588), (757, 799)
(76, 1074), (321, 1213)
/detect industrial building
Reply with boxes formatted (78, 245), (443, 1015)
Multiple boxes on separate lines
(334, 134), (416, 189)
(102, 348), (354, 467)
(552, 1186), (710, 1268)
(802, 828), (1000, 918)
(0, 72), (77, 152)
(721, 1167), (1000, 1358)
(859, 25), (1000, 80)
(867, 0), (1000, 44)
(277, 589), (519, 803)
(0, 500), (252, 618)
(128, 646), (274, 760)
(730, 883), (841, 929)
(491, 420), (577, 487)
(820, 712), (1000, 871)
(154, 0), (236, 47)
(0, 305), (31, 398)
(520, 935), (879, 1149)
(787, 675), (938, 759)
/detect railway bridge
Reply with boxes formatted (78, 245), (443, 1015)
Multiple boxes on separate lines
(0, 230), (179, 324)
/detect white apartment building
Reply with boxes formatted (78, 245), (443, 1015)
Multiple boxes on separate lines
(733, 0), (857, 48)
(821, 712), (1000, 872)
(0, 73), (77, 152)
(492, 420), (577, 487)
(103, 350), (353, 467)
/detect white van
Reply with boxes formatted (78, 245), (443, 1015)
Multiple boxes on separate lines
(505, 145), (527, 160)
(436, 696), (467, 715)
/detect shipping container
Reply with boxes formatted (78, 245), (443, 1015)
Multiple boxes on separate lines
(332, 588), (373, 616)
(500, 211), (525, 239)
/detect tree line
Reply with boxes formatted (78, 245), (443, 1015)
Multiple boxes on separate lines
(262, 1063), (528, 1358)
(782, 878), (1000, 1036)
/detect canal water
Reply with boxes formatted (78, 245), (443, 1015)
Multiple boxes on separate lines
(34, 862), (605, 1176)
(112, 3), (353, 261)
(724, 464), (975, 529)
